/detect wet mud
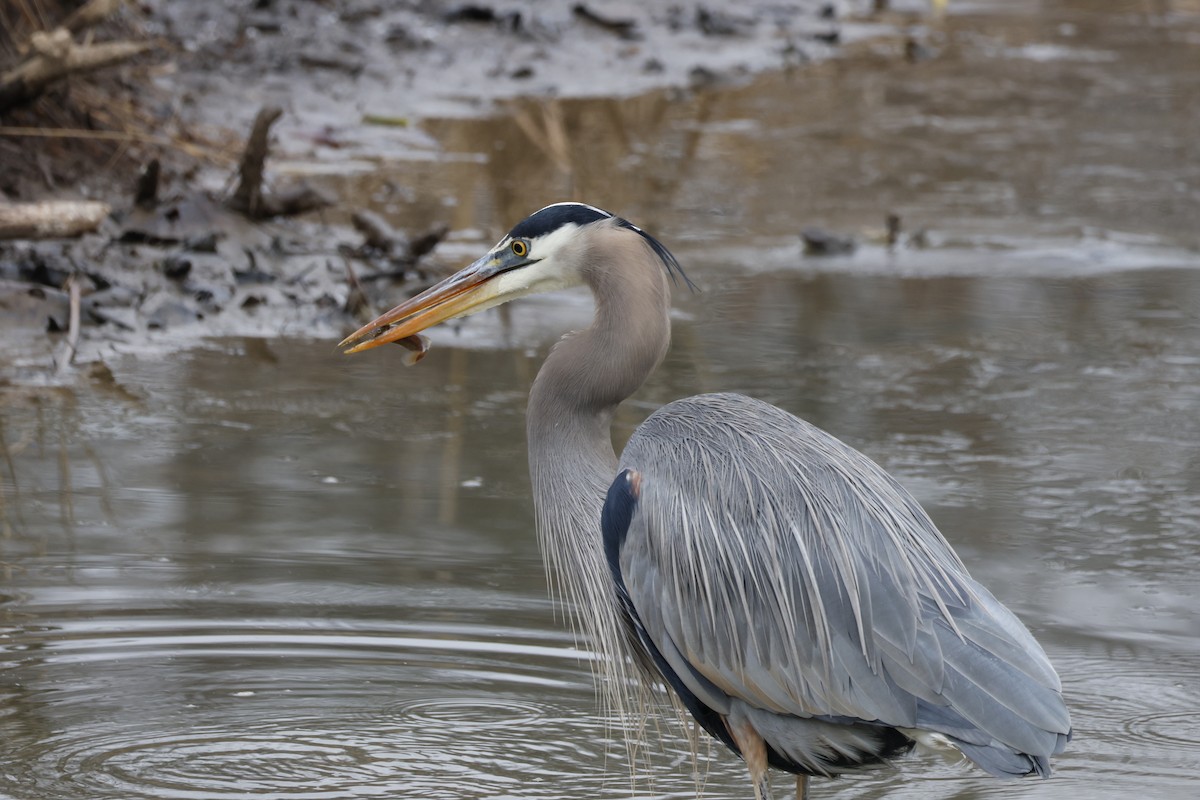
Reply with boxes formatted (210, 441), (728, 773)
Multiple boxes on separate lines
(2, 0), (869, 377)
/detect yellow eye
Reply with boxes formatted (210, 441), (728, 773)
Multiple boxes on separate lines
(511, 240), (528, 258)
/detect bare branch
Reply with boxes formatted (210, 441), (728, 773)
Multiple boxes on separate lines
(0, 200), (111, 240)
(63, 0), (129, 34)
(0, 28), (155, 111)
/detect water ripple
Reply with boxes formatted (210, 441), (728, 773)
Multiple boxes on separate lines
(390, 697), (545, 729)
(52, 728), (381, 799)
(0, 605), (635, 799)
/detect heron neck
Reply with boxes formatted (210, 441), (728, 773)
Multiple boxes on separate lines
(523, 227), (673, 714)
(526, 228), (672, 528)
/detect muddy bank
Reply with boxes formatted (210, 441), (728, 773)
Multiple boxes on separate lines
(2, 0), (911, 378)
(158, 0), (865, 132)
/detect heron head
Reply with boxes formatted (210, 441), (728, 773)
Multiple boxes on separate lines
(339, 202), (688, 355)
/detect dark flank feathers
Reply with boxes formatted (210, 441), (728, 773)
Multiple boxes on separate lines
(601, 469), (639, 588)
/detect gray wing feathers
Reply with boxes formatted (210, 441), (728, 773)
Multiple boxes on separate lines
(618, 393), (1070, 770)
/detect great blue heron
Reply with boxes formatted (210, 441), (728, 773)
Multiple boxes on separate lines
(340, 202), (1071, 799)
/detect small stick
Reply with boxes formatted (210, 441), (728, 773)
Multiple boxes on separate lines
(134, 158), (159, 209)
(57, 276), (82, 373)
(342, 257), (371, 319)
(228, 106), (283, 218)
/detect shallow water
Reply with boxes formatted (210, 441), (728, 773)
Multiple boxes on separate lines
(3, 1), (1200, 798)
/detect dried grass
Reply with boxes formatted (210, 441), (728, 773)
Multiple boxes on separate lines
(0, 0), (234, 196)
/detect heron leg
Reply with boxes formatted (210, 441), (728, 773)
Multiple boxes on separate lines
(796, 775), (809, 800)
(726, 717), (771, 800)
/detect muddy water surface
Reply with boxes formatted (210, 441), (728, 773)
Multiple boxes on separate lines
(4, 2), (1200, 799)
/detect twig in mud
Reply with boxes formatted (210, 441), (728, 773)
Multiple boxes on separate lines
(227, 106), (333, 219)
(886, 212), (901, 249)
(56, 276), (82, 374)
(0, 200), (111, 240)
(342, 257), (371, 319)
(228, 105), (282, 219)
(134, 158), (159, 209)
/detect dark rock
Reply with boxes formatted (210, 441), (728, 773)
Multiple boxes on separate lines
(162, 255), (193, 281)
(235, 249), (275, 285)
(242, 13), (283, 34)
(573, 4), (640, 40)
(24, 250), (73, 288)
(351, 210), (400, 253)
(408, 224), (449, 260)
(385, 24), (429, 48)
(86, 285), (140, 310)
(801, 226), (857, 256)
(905, 36), (936, 63)
(298, 52), (366, 76)
(188, 282), (234, 315)
(688, 66), (720, 89)
(697, 7), (753, 37)
(445, 4), (522, 30)
(183, 233), (220, 253)
(445, 5), (500, 24)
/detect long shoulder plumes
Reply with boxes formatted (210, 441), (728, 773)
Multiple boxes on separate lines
(615, 393), (1071, 780)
